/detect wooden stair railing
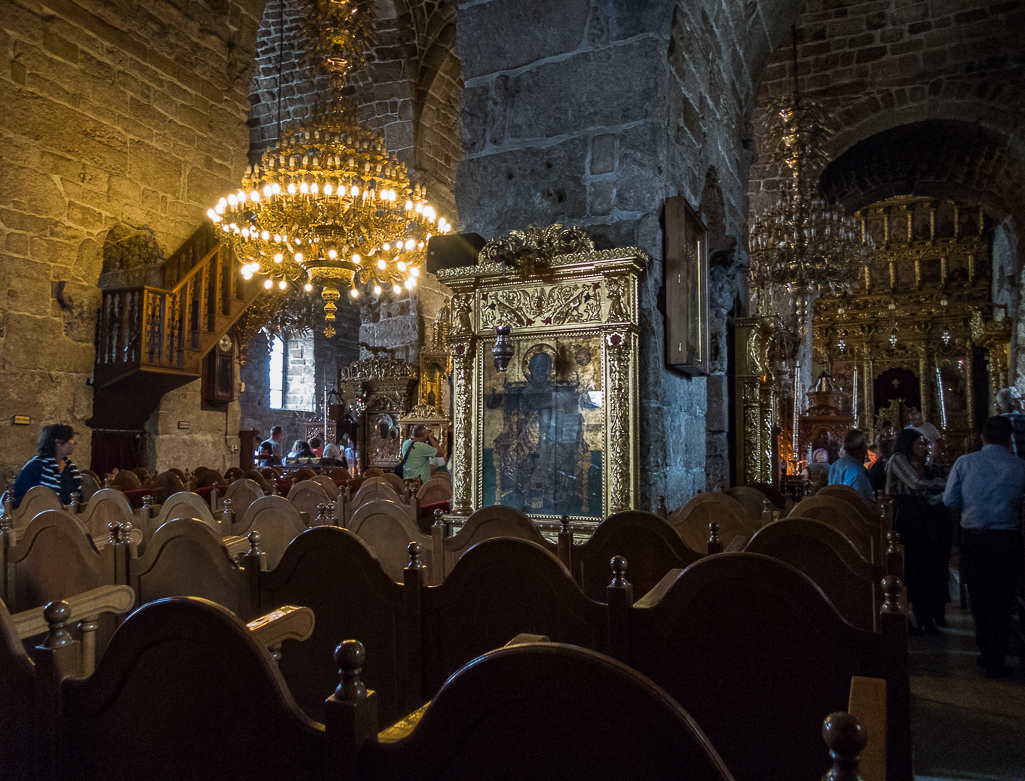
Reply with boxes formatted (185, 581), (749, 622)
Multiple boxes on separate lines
(94, 227), (257, 390)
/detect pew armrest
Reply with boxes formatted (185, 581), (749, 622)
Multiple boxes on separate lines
(224, 535), (250, 558)
(12, 585), (136, 639)
(246, 605), (315, 650)
(848, 675), (886, 781)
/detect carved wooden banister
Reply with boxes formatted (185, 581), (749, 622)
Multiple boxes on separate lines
(95, 230), (256, 385)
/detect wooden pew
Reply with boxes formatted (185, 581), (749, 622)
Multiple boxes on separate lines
(309, 475), (340, 500)
(1, 586), (135, 781)
(668, 492), (757, 551)
(568, 510), (702, 601)
(257, 526), (410, 725)
(127, 519), (259, 620)
(1, 510), (120, 612)
(346, 499), (434, 582)
(740, 518), (886, 632)
(220, 477), (266, 518)
(724, 485), (774, 525)
(70, 488), (139, 542)
(416, 475), (453, 507)
(139, 490), (228, 542)
(430, 505), (564, 586)
(342, 480), (410, 526)
(24, 589), (875, 781)
(287, 480), (333, 526)
(3, 485), (65, 537)
(623, 553), (910, 781)
(788, 496), (881, 563)
(229, 495), (309, 570)
(418, 538), (606, 700)
(47, 598), (324, 781)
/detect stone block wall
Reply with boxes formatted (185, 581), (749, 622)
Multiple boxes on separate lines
(1, 0), (264, 481)
(358, 272), (452, 365)
(453, 0), (794, 507)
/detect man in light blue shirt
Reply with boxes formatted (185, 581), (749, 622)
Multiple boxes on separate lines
(827, 429), (874, 504)
(943, 416), (1025, 678)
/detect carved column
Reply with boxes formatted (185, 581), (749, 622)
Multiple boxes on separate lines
(605, 332), (633, 513)
(450, 342), (475, 516)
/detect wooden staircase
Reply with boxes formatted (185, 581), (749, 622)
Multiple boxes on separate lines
(89, 223), (260, 429)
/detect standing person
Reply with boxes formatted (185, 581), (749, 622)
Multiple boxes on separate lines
(906, 407), (945, 463)
(341, 434), (355, 472)
(828, 429), (875, 504)
(943, 416), (1025, 678)
(868, 437), (894, 496)
(12, 424), (82, 507)
(259, 426), (284, 465)
(886, 428), (947, 634)
(399, 424), (439, 483)
(996, 387), (1025, 459)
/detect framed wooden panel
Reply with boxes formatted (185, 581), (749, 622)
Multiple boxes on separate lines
(665, 197), (709, 375)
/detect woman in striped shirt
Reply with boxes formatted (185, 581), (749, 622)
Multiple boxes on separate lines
(11, 424), (82, 507)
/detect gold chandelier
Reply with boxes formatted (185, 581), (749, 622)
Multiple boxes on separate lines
(749, 32), (869, 336)
(207, 0), (451, 337)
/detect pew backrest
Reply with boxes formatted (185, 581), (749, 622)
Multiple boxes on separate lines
(259, 526), (408, 723)
(627, 553), (885, 781)
(7, 485), (65, 531)
(667, 493), (754, 552)
(230, 496), (308, 570)
(308, 475), (339, 499)
(142, 491), (225, 540)
(58, 598), (323, 781)
(222, 478), (266, 518)
(723, 486), (772, 525)
(420, 537), (606, 699)
(742, 518), (884, 631)
(76, 489), (137, 542)
(436, 505), (559, 583)
(285, 480), (332, 526)
(128, 519), (252, 617)
(416, 475), (453, 506)
(78, 471), (100, 502)
(571, 511), (702, 601)
(346, 499), (433, 582)
(366, 641), (736, 781)
(788, 496), (878, 562)
(4, 510), (115, 612)
(817, 485), (877, 522)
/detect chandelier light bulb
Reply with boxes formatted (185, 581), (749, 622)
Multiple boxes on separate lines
(377, 259), (386, 270)
(328, 249), (338, 259)
(392, 283), (402, 294)
(373, 284), (382, 295)
(405, 277), (415, 289)
(295, 252), (304, 262)
(411, 267), (420, 277)
(352, 253), (361, 264)
(264, 279), (273, 289)
(278, 280), (287, 290)
(304, 283), (313, 292)
(350, 288), (359, 299)
(288, 183), (297, 195)
(274, 253), (283, 263)
(397, 261), (407, 272)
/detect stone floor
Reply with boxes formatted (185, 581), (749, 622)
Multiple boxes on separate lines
(909, 571), (1024, 781)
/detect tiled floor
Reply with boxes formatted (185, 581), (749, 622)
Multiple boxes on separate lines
(908, 574), (1024, 781)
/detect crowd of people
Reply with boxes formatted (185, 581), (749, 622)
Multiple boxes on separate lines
(823, 393), (1025, 679)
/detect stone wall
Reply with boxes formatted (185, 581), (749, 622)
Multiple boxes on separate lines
(453, 0), (798, 507)
(1, 0), (264, 481)
(358, 272), (451, 364)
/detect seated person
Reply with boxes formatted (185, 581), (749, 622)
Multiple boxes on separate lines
(321, 439), (341, 467)
(256, 441), (278, 467)
(827, 429), (874, 504)
(285, 440), (314, 461)
(309, 437), (324, 458)
(13, 423), (82, 506)
(801, 448), (831, 491)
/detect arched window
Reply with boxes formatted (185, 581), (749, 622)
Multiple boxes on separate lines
(269, 334), (285, 409)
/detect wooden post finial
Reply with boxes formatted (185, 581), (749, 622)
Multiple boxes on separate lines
(42, 601), (75, 649)
(707, 522), (723, 555)
(407, 541), (426, 570)
(822, 712), (866, 781)
(317, 503), (329, 523)
(560, 514), (570, 534)
(610, 555), (629, 588)
(222, 498), (233, 517)
(70, 492), (80, 512)
(885, 531), (901, 553)
(248, 530), (263, 556)
(656, 495), (668, 519)
(334, 640), (368, 703)
(142, 494), (153, 508)
(433, 508), (446, 527)
(881, 576), (903, 614)
(107, 521), (119, 545)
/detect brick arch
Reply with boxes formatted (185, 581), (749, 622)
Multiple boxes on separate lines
(413, 33), (461, 224)
(818, 120), (1025, 224)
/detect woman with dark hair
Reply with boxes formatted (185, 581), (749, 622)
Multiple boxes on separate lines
(886, 427), (947, 633)
(12, 423), (83, 507)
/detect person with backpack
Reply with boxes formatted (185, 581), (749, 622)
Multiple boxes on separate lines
(398, 424), (440, 482)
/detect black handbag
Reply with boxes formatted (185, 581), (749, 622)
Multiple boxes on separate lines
(394, 440), (414, 477)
